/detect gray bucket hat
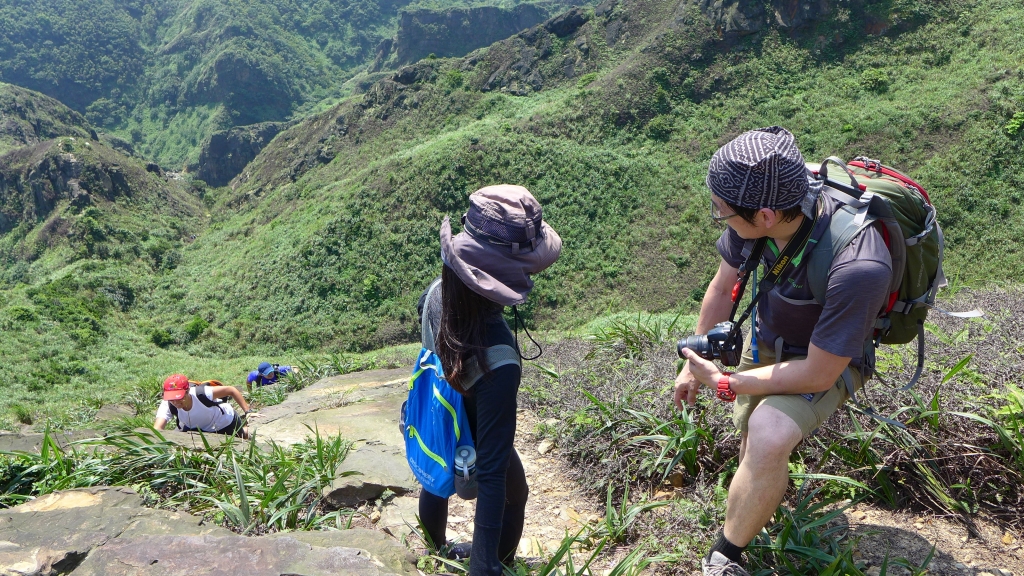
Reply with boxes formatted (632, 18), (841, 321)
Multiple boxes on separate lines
(440, 185), (562, 306)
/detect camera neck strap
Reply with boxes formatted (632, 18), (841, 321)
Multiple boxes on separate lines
(726, 210), (818, 339)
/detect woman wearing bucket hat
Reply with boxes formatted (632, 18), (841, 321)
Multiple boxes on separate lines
(419, 184), (561, 575)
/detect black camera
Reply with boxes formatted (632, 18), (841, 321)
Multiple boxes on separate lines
(676, 321), (743, 367)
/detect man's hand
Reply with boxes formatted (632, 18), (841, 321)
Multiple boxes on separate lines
(673, 362), (700, 410)
(242, 410), (263, 421)
(674, 349), (724, 410)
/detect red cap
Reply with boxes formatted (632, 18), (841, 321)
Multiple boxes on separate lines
(163, 374), (190, 401)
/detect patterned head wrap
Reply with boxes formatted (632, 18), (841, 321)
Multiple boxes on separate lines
(706, 126), (809, 211)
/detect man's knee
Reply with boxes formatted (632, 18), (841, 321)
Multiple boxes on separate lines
(745, 405), (802, 462)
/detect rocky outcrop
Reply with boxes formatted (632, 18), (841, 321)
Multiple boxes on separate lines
(193, 122), (291, 187)
(0, 141), (132, 235)
(772, 0), (832, 30)
(543, 6), (589, 37)
(389, 5), (548, 65)
(0, 487), (417, 576)
(252, 368), (419, 508)
(683, 0), (835, 38)
(691, 0), (767, 36)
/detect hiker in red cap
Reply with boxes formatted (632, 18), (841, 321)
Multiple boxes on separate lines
(154, 374), (254, 438)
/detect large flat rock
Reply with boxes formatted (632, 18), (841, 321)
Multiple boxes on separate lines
(253, 368), (417, 507)
(0, 430), (103, 453)
(255, 367), (410, 441)
(324, 442), (418, 508)
(0, 487), (230, 576)
(70, 534), (405, 576)
(0, 487), (417, 576)
(265, 528), (417, 575)
(377, 496), (420, 541)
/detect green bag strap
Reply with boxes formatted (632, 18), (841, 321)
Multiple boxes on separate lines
(806, 198), (878, 307)
(432, 384), (462, 442)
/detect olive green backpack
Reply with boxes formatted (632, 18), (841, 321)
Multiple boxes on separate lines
(806, 157), (981, 393)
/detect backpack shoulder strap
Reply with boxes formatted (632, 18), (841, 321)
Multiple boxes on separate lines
(421, 278), (442, 351)
(168, 402), (179, 426)
(461, 344), (522, 391)
(192, 384), (226, 411)
(807, 198), (877, 306)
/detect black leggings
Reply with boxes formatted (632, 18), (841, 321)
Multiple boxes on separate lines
(418, 364), (528, 576)
(419, 451), (528, 561)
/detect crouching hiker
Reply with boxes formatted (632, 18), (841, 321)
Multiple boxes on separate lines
(154, 374), (257, 439)
(246, 361), (297, 392)
(674, 127), (893, 575)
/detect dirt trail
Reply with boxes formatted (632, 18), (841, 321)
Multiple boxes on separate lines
(438, 409), (614, 564)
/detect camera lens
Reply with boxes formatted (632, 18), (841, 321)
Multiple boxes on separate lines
(677, 334), (712, 359)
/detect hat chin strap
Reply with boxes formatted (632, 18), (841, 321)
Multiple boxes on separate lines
(512, 305), (543, 361)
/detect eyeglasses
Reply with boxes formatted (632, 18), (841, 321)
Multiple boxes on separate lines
(710, 201), (739, 225)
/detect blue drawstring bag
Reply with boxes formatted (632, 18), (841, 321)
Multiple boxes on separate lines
(402, 347), (474, 498)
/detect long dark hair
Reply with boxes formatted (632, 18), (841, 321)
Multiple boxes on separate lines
(436, 264), (496, 393)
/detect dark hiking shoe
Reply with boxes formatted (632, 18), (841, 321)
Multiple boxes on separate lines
(444, 541), (472, 560)
(702, 552), (750, 576)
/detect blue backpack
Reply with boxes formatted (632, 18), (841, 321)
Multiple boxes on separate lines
(403, 346), (474, 498)
(402, 279), (474, 498)
(401, 278), (520, 497)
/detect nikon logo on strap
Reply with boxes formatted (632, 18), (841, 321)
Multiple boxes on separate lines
(771, 255), (792, 277)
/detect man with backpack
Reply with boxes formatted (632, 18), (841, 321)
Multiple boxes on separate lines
(673, 127), (894, 576)
(154, 374), (255, 438)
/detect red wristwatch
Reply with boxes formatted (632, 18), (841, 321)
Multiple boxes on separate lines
(717, 372), (736, 402)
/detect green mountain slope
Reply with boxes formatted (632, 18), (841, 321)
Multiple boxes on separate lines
(0, 0), (580, 169)
(0, 91), (209, 419)
(152, 0), (1022, 350)
(0, 0), (1022, 425)
(0, 83), (97, 156)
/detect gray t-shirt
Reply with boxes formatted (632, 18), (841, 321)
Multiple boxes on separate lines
(716, 193), (892, 362)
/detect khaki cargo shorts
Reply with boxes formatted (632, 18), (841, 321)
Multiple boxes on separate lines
(732, 337), (865, 439)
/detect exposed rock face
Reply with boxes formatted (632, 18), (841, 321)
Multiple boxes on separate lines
(194, 122), (290, 187)
(773, 0), (832, 30)
(0, 487), (417, 576)
(392, 5), (547, 65)
(684, 0), (834, 37)
(543, 6), (588, 37)
(0, 141), (135, 235)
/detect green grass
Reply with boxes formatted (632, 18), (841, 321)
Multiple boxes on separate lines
(518, 298), (1024, 571)
(0, 426), (355, 532)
